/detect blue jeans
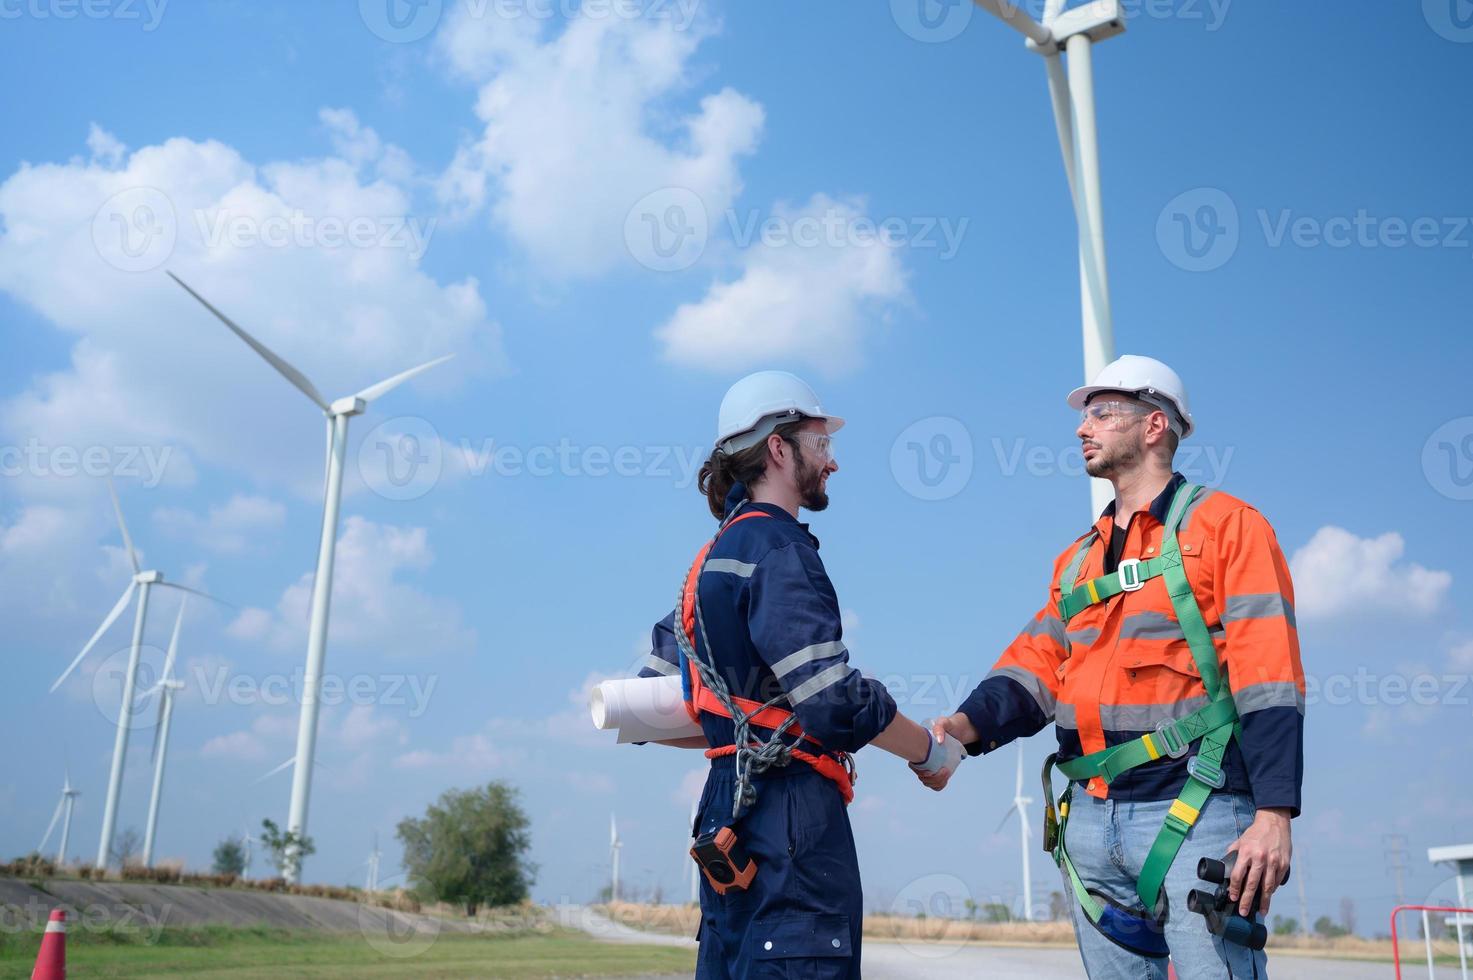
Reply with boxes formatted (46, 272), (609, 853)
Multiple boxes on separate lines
(1062, 787), (1270, 979)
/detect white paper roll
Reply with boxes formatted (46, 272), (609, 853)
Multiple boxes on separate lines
(590, 674), (703, 744)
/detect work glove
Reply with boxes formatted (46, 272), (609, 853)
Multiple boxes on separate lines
(909, 729), (966, 776)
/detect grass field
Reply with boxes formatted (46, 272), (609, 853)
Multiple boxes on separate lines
(0, 923), (695, 979)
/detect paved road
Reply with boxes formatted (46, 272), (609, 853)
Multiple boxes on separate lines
(560, 906), (1394, 979)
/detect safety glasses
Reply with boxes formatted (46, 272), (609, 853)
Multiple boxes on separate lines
(789, 431), (836, 464)
(1079, 400), (1154, 430)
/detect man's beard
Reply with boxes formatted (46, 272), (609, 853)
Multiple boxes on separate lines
(1083, 438), (1141, 479)
(796, 455), (829, 511)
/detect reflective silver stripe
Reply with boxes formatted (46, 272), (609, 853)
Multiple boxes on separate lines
(1119, 611), (1225, 642)
(988, 664), (1057, 718)
(703, 558), (757, 578)
(1056, 702), (1078, 729)
(642, 652), (679, 677)
(1177, 487), (1216, 532)
(1099, 697), (1210, 732)
(1066, 626), (1101, 647)
(770, 640), (846, 680)
(1233, 681), (1304, 716)
(787, 662), (854, 705)
(1222, 593), (1297, 629)
(1020, 615), (1068, 647)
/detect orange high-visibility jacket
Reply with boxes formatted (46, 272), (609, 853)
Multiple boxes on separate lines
(956, 473), (1306, 813)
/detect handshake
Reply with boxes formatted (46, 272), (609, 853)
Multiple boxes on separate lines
(906, 713), (979, 792)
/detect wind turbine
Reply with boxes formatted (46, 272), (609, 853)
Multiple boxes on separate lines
(995, 744), (1035, 921)
(38, 769), (81, 867)
(610, 813), (622, 904)
(971, 0), (1123, 516)
(49, 477), (219, 871)
(364, 833), (381, 893)
(168, 272), (453, 882)
(141, 598), (188, 868)
(241, 824), (257, 878)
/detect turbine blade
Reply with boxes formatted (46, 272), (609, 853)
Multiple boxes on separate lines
(352, 354), (455, 404)
(1015, 747), (1024, 796)
(255, 755), (296, 784)
(39, 797), (65, 853)
(322, 415), (334, 500)
(994, 804), (1018, 835)
(167, 272), (330, 411)
(160, 596), (186, 683)
(157, 581), (233, 609)
(106, 477), (141, 574)
(51, 580), (136, 693)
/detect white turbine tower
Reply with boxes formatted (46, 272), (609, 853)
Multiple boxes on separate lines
(995, 745), (1035, 921)
(168, 272), (453, 883)
(50, 477), (219, 871)
(141, 598), (188, 867)
(971, 0), (1123, 516)
(365, 833), (381, 893)
(241, 824), (257, 878)
(610, 813), (622, 904)
(38, 769), (81, 867)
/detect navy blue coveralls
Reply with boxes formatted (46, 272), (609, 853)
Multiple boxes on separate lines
(641, 484), (896, 978)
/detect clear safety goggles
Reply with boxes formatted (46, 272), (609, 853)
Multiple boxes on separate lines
(789, 431), (836, 464)
(1079, 400), (1154, 430)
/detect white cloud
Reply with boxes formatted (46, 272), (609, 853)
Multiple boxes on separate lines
(153, 493), (286, 554)
(1289, 526), (1451, 620)
(434, 3), (763, 276)
(200, 730), (269, 762)
(393, 732), (515, 771)
(654, 195), (907, 375)
(1450, 639), (1473, 672)
(0, 119), (501, 503)
(230, 516), (474, 658)
(336, 704), (405, 750)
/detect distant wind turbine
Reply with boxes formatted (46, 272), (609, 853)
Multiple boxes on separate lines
(169, 272), (453, 883)
(141, 598), (188, 867)
(995, 744), (1035, 921)
(610, 813), (622, 904)
(50, 477), (222, 871)
(38, 768), (81, 867)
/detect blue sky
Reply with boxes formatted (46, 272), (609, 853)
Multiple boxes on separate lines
(2, 0), (1471, 938)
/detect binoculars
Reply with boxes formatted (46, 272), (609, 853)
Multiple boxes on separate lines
(1186, 853), (1289, 950)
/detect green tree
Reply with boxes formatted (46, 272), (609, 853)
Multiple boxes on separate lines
(983, 902), (1013, 923)
(212, 838), (246, 876)
(963, 898), (978, 921)
(1313, 915), (1347, 938)
(397, 781), (536, 916)
(259, 819), (316, 881)
(1271, 915), (1298, 936)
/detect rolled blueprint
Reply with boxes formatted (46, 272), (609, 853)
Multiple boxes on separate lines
(590, 674), (703, 744)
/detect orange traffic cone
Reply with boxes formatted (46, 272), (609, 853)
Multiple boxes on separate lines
(30, 908), (65, 980)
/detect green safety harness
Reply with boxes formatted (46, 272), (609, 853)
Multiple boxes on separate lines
(1041, 482), (1242, 951)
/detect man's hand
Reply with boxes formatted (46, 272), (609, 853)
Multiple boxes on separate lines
(910, 713), (979, 792)
(1226, 807), (1292, 916)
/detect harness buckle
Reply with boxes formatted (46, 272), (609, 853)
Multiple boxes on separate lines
(1117, 557), (1145, 592)
(1186, 754), (1226, 789)
(1152, 720), (1191, 759)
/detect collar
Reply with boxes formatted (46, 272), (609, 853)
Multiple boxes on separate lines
(723, 483), (819, 548)
(1093, 471), (1186, 535)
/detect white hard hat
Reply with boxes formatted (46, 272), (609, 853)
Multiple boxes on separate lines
(716, 371), (844, 454)
(1067, 354), (1195, 438)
